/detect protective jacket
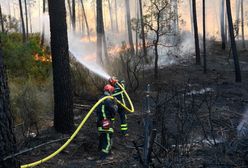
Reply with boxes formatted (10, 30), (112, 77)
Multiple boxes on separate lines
(96, 94), (116, 133)
(112, 83), (126, 105)
(112, 82), (128, 134)
(96, 92), (116, 155)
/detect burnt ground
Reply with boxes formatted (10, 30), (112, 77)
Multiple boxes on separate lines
(17, 43), (248, 168)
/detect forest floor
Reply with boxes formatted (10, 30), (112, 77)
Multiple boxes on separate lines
(17, 42), (248, 168)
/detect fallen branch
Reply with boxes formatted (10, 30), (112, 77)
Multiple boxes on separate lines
(3, 137), (69, 161)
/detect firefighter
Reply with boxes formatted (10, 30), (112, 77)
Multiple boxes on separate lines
(109, 77), (129, 136)
(96, 84), (117, 160)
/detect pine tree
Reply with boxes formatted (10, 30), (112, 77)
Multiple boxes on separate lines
(48, 0), (74, 133)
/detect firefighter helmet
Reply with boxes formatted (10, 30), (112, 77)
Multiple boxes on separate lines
(104, 84), (115, 93)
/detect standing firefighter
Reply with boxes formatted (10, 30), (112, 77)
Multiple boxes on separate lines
(109, 77), (129, 136)
(96, 84), (117, 160)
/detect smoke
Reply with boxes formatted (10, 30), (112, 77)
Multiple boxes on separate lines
(39, 13), (111, 80)
(237, 108), (248, 137)
(68, 33), (111, 80)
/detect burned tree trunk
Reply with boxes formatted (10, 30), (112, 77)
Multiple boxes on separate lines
(48, 0), (74, 133)
(80, 0), (90, 40)
(226, 0), (242, 82)
(139, 0), (148, 63)
(125, 0), (135, 54)
(0, 38), (19, 168)
(203, 0), (206, 73)
(18, 0), (26, 42)
(241, 0), (245, 48)
(235, 0), (240, 38)
(67, 0), (72, 29)
(41, 0), (46, 47)
(0, 4), (4, 33)
(192, 0), (201, 65)
(107, 0), (114, 31)
(96, 0), (104, 65)
(114, 0), (119, 32)
(72, 0), (76, 32)
(28, 5), (32, 33)
(24, 0), (29, 39)
(189, 0), (194, 33)
(220, 0), (226, 49)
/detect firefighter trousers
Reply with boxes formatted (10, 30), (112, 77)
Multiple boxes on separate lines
(118, 106), (128, 134)
(98, 131), (113, 155)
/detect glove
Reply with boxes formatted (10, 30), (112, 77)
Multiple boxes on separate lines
(102, 119), (110, 129)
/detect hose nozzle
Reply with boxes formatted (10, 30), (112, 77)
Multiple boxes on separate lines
(108, 76), (118, 86)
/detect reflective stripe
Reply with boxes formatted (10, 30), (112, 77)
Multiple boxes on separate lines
(98, 127), (114, 133)
(106, 133), (111, 152)
(101, 133), (111, 154)
(111, 118), (115, 121)
(112, 91), (124, 97)
(121, 127), (128, 131)
(101, 105), (106, 119)
(121, 92), (126, 105)
(121, 124), (128, 127)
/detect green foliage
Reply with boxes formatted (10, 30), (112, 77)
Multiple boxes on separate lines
(1, 33), (52, 80)
(1, 33), (53, 131)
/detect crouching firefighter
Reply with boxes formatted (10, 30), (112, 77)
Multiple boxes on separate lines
(96, 84), (117, 160)
(109, 77), (129, 136)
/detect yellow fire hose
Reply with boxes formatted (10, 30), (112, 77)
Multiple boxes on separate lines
(20, 82), (134, 168)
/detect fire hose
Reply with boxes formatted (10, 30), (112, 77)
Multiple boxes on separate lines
(20, 82), (134, 168)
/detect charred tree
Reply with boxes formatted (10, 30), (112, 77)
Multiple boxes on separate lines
(192, 0), (200, 65)
(241, 0), (245, 48)
(107, 0), (114, 31)
(96, 0), (104, 65)
(28, 4), (32, 33)
(41, 0), (46, 47)
(203, 0), (206, 73)
(114, 0), (119, 32)
(189, 0), (194, 33)
(0, 38), (19, 168)
(67, 0), (72, 29)
(72, 0), (76, 32)
(220, 0), (226, 49)
(24, 0), (29, 39)
(125, 0), (135, 54)
(144, 0), (173, 79)
(135, 0), (139, 57)
(80, 0), (90, 40)
(0, 4), (4, 33)
(235, 0), (240, 38)
(139, 0), (148, 63)
(48, 0), (74, 133)
(18, 0), (26, 42)
(96, 0), (109, 65)
(226, 0), (242, 82)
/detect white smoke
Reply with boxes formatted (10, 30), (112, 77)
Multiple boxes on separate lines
(38, 13), (111, 80)
(68, 33), (111, 80)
